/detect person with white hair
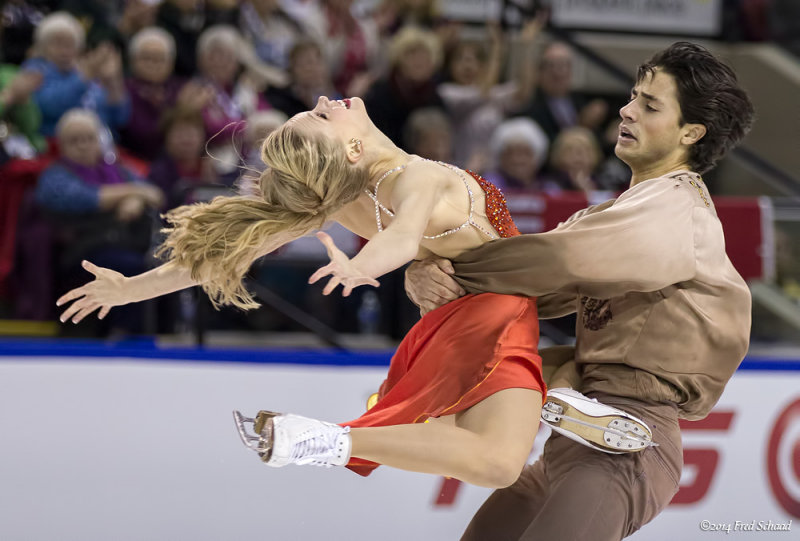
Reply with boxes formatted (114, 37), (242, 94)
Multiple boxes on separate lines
(483, 117), (561, 194)
(121, 27), (185, 160)
(19, 11), (129, 138)
(35, 108), (163, 335)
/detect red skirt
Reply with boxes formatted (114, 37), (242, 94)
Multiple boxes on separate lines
(343, 293), (544, 476)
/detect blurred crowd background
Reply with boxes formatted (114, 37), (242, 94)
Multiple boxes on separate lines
(0, 0), (798, 347)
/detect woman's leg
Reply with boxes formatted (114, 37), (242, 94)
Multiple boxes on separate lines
(349, 388), (542, 488)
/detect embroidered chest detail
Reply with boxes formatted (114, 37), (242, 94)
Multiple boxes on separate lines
(688, 179), (710, 207)
(581, 297), (613, 331)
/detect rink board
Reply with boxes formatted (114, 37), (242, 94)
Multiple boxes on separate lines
(0, 344), (797, 540)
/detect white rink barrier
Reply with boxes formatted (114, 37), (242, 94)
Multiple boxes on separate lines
(0, 344), (797, 541)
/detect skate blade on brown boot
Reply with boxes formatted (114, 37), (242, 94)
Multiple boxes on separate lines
(541, 391), (656, 453)
(233, 410), (280, 462)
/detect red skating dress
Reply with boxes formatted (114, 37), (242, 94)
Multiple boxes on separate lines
(343, 167), (544, 477)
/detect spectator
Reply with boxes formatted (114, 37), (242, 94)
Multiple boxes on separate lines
(483, 117), (559, 194)
(148, 107), (217, 210)
(363, 25), (445, 149)
(20, 11), (130, 139)
(264, 40), (342, 118)
(438, 19), (542, 169)
(295, 0), (380, 96)
(517, 41), (608, 145)
(189, 25), (270, 176)
(241, 109), (288, 171)
(239, 0), (318, 71)
(120, 27), (184, 161)
(35, 109), (163, 334)
(155, 0), (207, 78)
(373, 0), (445, 38)
(234, 109), (289, 198)
(403, 107), (453, 163)
(545, 126), (603, 193)
(117, 0), (161, 41)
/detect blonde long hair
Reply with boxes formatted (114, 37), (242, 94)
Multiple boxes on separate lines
(157, 122), (370, 310)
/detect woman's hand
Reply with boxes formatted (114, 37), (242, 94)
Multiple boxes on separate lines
(404, 258), (465, 315)
(308, 232), (379, 297)
(56, 261), (130, 323)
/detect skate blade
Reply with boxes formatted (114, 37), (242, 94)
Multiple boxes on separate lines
(233, 410), (279, 462)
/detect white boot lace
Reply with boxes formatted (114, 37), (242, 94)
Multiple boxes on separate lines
(289, 425), (351, 467)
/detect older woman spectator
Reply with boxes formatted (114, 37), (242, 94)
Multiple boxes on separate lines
(187, 25), (272, 176)
(120, 27), (185, 161)
(35, 109), (163, 334)
(264, 40), (341, 118)
(483, 117), (560, 194)
(363, 26), (445, 149)
(20, 11), (130, 139)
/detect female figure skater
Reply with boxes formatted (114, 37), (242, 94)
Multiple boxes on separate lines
(57, 96), (651, 487)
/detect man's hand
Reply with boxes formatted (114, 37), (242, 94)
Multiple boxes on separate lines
(404, 258), (466, 315)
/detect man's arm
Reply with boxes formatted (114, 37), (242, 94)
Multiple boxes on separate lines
(453, 179), (698, 299)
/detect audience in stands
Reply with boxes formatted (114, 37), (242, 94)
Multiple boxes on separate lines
(438, 19), (541, 169)
(2, 0), (781, 336)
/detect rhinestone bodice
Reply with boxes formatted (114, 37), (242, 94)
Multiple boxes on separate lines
(364, 160), (519, 240)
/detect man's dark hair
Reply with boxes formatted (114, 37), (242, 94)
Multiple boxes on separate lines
(637, 42), (755, 174)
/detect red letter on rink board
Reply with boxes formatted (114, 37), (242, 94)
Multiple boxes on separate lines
(671, 410), (735, 505)
(767, 398), (800, 518)
(434, 477), (462, 506)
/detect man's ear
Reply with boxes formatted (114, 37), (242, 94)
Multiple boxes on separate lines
(347, 138), (363, 164)
(681, 123), (707, 146)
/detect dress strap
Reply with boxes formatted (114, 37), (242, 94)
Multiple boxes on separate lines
(364, 160), (499, 241)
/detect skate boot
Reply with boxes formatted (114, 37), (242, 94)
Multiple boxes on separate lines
(233, 410), (351, 467)
(541, 388), (658, 454)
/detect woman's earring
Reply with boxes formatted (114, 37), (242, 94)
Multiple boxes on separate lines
(350, 138), (362, 151)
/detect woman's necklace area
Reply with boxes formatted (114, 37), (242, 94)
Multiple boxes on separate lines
(365, 164), (407, 232)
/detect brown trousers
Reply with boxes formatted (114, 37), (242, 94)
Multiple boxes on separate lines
(461, 393), (683, 541)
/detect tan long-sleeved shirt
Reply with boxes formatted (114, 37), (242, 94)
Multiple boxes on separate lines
(452, 171), (751, 420)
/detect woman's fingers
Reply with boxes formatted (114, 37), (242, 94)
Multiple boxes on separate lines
(322, 276), (341, 296)
(56, 286), (85, 307)
(72, 304), (100, 324)
(59, 298), (87, 323)
(308, 264), (333, 284)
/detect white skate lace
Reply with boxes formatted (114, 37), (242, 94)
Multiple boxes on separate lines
(290, 425), (350, 467)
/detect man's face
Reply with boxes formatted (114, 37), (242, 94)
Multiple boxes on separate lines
(615, 69), (696, 174)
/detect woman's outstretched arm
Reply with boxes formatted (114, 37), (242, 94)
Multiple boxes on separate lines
(310, 169), (442, 296)
(57, 228), (302, 323)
